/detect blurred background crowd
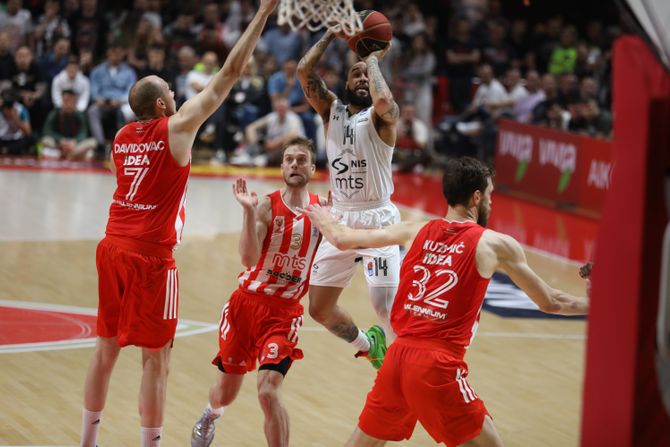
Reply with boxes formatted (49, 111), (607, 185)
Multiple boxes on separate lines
(0, 0), (621, 170)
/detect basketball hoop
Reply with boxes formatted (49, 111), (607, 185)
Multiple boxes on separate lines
(277, 0), (362, 36)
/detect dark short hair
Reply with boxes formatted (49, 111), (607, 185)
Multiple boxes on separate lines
(129, 77), (163, 118)
(62, 88), (76, 96)
(281, 136), (315, 163)
(441, 157), (493, 207)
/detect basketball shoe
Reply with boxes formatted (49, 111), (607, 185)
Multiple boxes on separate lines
(191, 407), (220, 447)
(355, 325), (387, 369)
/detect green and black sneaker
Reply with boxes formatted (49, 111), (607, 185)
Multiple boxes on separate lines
(354, 325), (387, 369)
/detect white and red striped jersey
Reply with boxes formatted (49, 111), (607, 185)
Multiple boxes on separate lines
(238, 190), (321, 300)
(106, 117), (190, 249)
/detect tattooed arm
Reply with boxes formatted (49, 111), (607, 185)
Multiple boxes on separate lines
(365, 49), (399, 146)
(297, 30), (338, 124)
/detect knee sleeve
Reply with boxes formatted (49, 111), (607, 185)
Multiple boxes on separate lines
(368, 286), (396, 323)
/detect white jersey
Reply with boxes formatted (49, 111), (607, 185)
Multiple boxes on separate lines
(326, 100), (394, 207)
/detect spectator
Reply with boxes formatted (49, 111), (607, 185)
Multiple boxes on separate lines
(259, 23), (304, 65)
(531, 73), (558, 124)
(513, 69), (545, 123)
(469, 63), (509, 118)
(87, 43), (136, 152)
(185, 51), (218, 100)
(393, 102), (431, 172)
(536, 98), (570, 130)
(39, 37), (71, 80)
(267, 58), (315, 139)
(556, 72), (579, 107)
(41, 89), (96, 160)
(401, 3), (426, 39)
(33, 0), (71, 57)
(482, 19), (514, 77)
(445, 16), (480, 113)
(505, 67), (528, 105)
(127, 13), (164, 72)
(195, 2), (231, 63)
(233, 97), (305, 166)
(401, 33), (436, 125)
(136, 45), (172, 81)
(173, 46), (197, 107)
(0, 31), (13, 83)
(579, 76), (600, 104)
(220, 57), (269, 158)
(68, 0), (109, 62)
(9, 46), (48, 132)
(568, 99), (612, 138)
(185, 51), (221, 147)
(51, 56), (91, 112)
(508, 18), (530, 67)
(548, 26), (578, 76)
(0, 0), (33, 52)
(0, 89), (34, 155)
(164, 8), (198, 56)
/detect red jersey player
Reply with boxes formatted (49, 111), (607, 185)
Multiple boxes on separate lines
(191, 137), (327, 447)
(80, 2), (278, 446)
(303, 157), (589, 447)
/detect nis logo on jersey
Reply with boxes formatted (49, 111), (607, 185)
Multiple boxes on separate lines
(331, 156), (367, 191)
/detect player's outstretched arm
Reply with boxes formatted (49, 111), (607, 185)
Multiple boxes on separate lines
(303, 204), (423, 249)
(296, 31), (338, 121)
(491, 232), (589, 316)
(171, 0), (277, 136)
(234, 178), (270, 267)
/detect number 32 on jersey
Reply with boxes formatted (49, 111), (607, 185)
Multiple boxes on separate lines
(407, 265), (458, 309)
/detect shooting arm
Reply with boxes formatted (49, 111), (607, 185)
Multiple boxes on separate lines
(296, 31), (338, 120)
(367, 55), (399, 125)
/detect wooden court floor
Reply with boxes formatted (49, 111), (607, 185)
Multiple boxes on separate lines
(0, 168), (588, 446)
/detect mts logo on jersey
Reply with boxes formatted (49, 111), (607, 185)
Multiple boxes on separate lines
(272, 252), (307, 270)
(331, 148), (367, 195)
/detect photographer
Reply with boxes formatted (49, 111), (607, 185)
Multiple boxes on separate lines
(0, 89), (34, 155)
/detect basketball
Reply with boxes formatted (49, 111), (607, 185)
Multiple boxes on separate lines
(346, 10), (392, 58)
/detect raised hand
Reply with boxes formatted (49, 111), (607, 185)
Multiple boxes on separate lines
(232, 177), (259, 209)
(259, 0), (279, 13)
(365, 41), (392, 63)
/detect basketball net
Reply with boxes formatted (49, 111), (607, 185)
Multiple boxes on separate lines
(277, 0), (362, 36)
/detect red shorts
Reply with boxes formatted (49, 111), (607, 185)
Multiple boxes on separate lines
(96, 236), (178, 349)
(358, 337), (489, 446)
(211, 289), (304, 374)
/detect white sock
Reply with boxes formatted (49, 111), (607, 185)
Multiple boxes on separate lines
(207, 403), (224, 417)
(80, 408), (102, 447)
(350, 329), (371, 352)
(140, 426), (163, 447)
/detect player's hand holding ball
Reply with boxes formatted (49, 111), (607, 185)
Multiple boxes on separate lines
(345, 10), (392, 59)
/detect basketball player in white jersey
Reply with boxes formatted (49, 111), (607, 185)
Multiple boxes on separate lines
(297, 30), (400, 368)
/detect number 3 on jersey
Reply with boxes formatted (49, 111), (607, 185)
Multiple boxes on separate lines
(124, 167), (149, 201)
(407, 265), (458, 309)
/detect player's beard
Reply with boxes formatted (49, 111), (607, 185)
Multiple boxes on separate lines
(477, 202), (490, 227)
(344, 86), (372, 108)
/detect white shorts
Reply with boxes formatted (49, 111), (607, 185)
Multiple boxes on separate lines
(310, 201), (401, 288)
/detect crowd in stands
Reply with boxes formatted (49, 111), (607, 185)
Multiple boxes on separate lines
(0, 0), (619, 170)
